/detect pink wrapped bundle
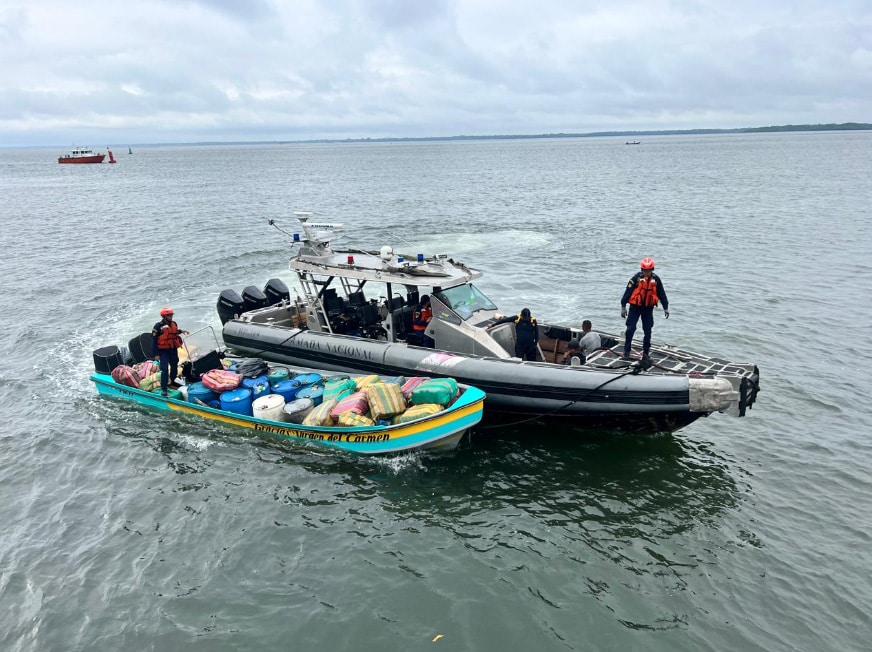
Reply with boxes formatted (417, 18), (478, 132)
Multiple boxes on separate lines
(329, 391), (369, 418)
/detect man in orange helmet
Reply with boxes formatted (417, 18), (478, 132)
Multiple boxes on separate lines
(620, 258), (669, 362)
(152, 307), (190, 396)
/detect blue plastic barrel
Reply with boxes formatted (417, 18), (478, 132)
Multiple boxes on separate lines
(295, 384), (323, 406)
(242, 375), (270, 400)
(187, 381), (218, 405)
(271, 378), (301, 402)
(268, 367), (290, 386)
(293, 372), (323, 389)
(220, 388), (253, 416)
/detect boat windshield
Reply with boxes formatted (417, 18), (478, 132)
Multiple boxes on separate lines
(434, 283), (498, 320)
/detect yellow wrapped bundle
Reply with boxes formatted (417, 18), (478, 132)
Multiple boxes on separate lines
(302, 398), (339, 426)
(365, 382), (406, 421)
(391, 403), (442, 424)
(354, 374), (381, 391)
(139, 372), (162, 392)
(337, 412), (375, 427)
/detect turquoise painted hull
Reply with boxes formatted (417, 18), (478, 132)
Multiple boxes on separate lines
(90, 373), (485, 455)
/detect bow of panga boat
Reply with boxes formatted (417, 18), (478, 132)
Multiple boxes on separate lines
(217, 212), (760, 433)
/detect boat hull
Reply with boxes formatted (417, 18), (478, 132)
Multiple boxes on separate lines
(221, 322), (741, 432)
(58, 155), (105, 164)
(90, 373), (485, 455)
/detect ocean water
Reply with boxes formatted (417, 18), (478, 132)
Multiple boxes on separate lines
(1, 132), (871, 651)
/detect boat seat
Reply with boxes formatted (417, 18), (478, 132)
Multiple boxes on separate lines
(359, 302), (380, 326)
(324, 295), (345, 314)
(347, 291), (366, 306)
(388, 296), (404, 311)
(390, 305), (416, 341)
(544, 325), (573, 341)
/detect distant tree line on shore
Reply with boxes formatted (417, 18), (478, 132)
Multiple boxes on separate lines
(291, 122), (872, 145)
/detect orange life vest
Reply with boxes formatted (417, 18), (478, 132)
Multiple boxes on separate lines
(156, 321), (183, 349)
(628, 275), (659, 307)
(413, 305), (432, 332)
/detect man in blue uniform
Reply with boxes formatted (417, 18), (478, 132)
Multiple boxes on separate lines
(487, 308), (540, 361)
(152, 307), (190, 396)
(621, 258), (669, 362)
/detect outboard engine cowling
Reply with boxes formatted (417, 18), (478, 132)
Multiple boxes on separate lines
(217, 288), (245, 325)
(128, 332), (154, 363)
(242, 285), (269, 312)
(263, 278), (290, 306)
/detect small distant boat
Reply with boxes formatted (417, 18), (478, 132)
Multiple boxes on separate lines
(128, 146), (133, 154)
(58, 146), (105, 164)
(625, 141), (641, 145)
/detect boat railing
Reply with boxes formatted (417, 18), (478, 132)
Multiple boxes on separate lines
(182, 325), (223, 360)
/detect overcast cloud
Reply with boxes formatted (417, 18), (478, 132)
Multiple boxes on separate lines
(1, 0), (870, 146)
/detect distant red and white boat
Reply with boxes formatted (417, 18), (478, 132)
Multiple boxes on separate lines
(58, 146), (115, 164)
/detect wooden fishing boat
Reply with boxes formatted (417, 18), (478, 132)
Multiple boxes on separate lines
(90, 369), (485, 455)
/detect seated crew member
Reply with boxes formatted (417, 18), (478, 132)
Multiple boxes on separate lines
(412, 294), (434, 348)
(561, 339), (584, 365)
(578, 319), (602, 359)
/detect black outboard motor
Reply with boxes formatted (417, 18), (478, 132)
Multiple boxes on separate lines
(217, 288), (245, 325)
(93, 345), (123, 374)
(263, 278), (290, 305)
(128, 332), (154, 363)
(242, 285), (269, 312)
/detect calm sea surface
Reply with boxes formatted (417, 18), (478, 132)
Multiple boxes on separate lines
(1, 133), (871, 651)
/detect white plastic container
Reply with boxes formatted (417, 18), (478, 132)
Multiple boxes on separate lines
(252, 394), (285, 422)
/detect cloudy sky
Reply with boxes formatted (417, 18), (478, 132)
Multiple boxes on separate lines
(1, 0), (870, 146)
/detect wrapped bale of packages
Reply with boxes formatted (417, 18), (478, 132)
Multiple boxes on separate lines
(201, 369), (242, 392)
(302, 398), (339, 426)
(401, 377), (428, 399)
(409, 378), (459, 406)
(133, 361), (158, 379)
(111, 365), (142, 388)
(353, 374), (381, 391)
(139, 372), (162, 392)
(365, 382), (406, 421)
(392, 403), (443, 424)
(337, 411), (375, 427)
(323, 376), (357, 403)
(329, 391), (369, 419)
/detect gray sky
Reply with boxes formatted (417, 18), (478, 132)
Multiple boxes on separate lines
(1, 0), (870, 146)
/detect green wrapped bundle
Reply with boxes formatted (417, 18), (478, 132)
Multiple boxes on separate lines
(409, 378), (459, 406)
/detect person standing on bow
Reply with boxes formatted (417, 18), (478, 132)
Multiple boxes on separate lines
(620, 258), (669, 361)
(152, 307), (189, 396)
(487, 308), (540, 361)
(411, 294), (435, 347)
